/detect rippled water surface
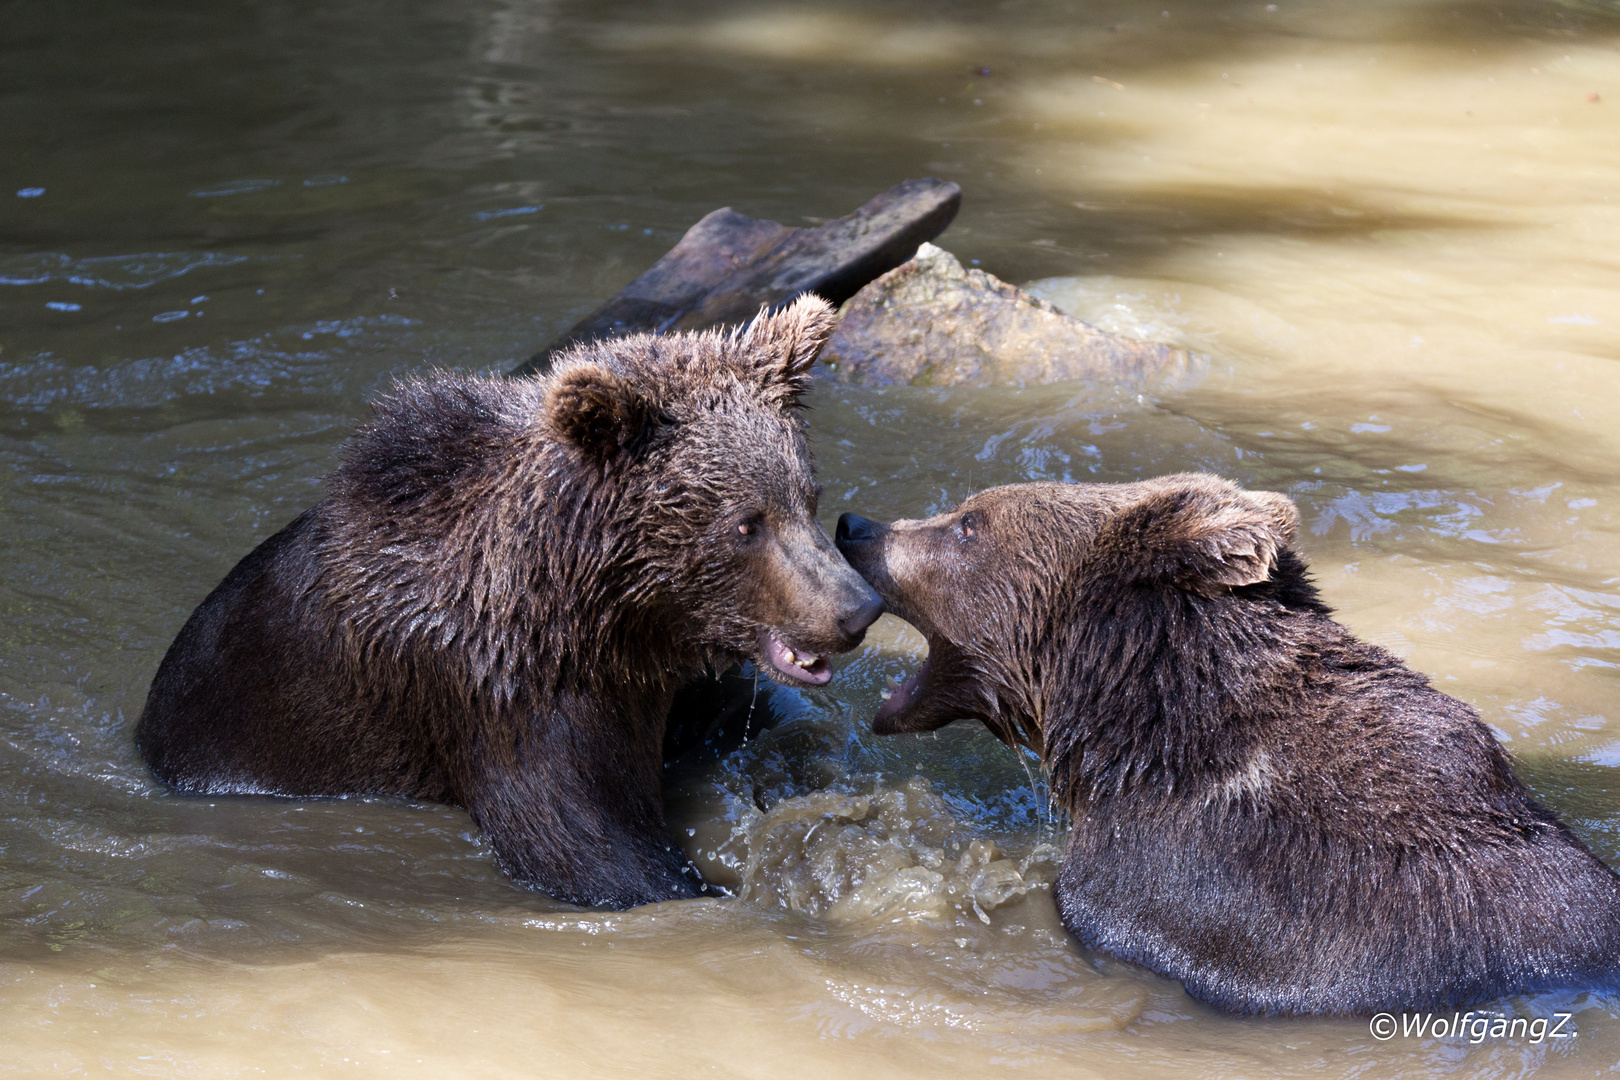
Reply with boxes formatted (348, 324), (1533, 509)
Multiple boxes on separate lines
(4, 1), (1620, 1076)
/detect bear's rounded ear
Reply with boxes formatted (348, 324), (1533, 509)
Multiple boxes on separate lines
(1094, 476), (1299, 596)
(545, 362), (659, 464)
(739, 294), (839, 409)
(1249, 488), (1299, 548)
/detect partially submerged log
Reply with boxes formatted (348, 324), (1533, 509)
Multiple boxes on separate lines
(820, 244), (1189, 388)
(511, 178), (962, 377)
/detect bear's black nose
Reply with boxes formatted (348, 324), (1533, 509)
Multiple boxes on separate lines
(837, 593), (885, 640)
(836, 513), (881, 546)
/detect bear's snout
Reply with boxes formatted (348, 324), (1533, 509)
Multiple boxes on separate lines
(834, 512), (893, 599)
(837, 593), (885, 640)
(834, 512), (896, 611)
(755, 520), (884, 672)
(836, 512), (886, 547)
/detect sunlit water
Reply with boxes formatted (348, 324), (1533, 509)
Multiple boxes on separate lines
(3, 0), (1619, 1076)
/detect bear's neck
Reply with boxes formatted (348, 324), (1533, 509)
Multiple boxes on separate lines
(1042, 553), (1327, 812)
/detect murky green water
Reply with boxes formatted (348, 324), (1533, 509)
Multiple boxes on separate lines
(4, 1), (1620, 1075)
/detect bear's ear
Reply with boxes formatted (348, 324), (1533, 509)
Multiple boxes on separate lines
(545, 362), (659, 464)
(1092, 476), (1299, 596)
(739, 294), (839, 409)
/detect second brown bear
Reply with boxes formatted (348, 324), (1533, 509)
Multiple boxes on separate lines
(837, 473), (1620, 1014)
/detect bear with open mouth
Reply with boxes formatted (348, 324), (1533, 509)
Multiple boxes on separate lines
(137, 296), (882, 909)
(836, 472), (1620, 1015)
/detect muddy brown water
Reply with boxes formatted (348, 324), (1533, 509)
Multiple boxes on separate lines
(3, 1), (1620, 1075)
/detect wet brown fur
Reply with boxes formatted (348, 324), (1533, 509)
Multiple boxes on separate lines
(837, 473), (1620, 1014)
(137, 297), (880, 908)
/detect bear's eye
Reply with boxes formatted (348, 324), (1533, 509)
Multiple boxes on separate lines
(956, 512), (978, 543)
(736, 514), (765, 541)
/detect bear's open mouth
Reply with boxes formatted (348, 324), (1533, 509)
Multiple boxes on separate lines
(876, 656), (930, 723)
(761, 629), (832, 686)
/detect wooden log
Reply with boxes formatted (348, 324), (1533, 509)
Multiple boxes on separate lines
(510, 177), (961, 377)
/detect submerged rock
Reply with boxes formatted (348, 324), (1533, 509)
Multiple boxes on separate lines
(820, 243), (1189, 388)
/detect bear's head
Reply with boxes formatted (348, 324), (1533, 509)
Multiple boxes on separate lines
(835, 473), (1303, 749)
(544, 295), (883, 687)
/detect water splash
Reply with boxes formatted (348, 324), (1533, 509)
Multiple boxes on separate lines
(728, 778), (1059, 925)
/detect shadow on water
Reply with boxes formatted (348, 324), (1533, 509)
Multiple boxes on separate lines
(984, 184), (1523, 279)
(5, 0), (1618, 299)
(564, 0), (1620, 282)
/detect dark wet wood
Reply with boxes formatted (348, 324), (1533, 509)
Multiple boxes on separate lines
(510, 177), (961, 377)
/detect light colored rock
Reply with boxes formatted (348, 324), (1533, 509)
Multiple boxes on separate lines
(820, 243), (1189, 388)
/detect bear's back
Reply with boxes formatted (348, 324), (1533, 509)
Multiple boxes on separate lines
(1056, 598), (1620, 1014)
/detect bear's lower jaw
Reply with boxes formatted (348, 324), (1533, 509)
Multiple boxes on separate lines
(760, 629), (833, 686)
(873, 657), (933, 732)
(876, 659), (925, 720)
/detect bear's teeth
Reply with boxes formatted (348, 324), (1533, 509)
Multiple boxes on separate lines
(781, 645), (819, 669)
(880, 687), (894, 702)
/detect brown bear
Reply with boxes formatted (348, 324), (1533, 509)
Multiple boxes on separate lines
(136, 296), (883, 909)
(835, 473), (1620, 1014)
